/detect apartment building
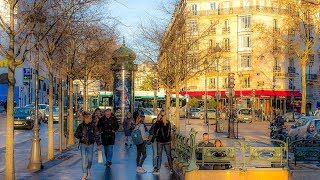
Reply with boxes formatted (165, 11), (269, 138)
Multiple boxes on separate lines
(162, 0), (320, 115)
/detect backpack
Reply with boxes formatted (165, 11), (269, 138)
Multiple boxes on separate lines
(132, 124), (144, 145)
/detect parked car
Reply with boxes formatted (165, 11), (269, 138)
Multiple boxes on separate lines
(197, 109), (216, 119)
(287, 116), (320, 140)
(25, 104), (48, 120)
(142, 108), (157, 124)
(284, 112), (301, 122)
(187, 108), (201, 119)
(236, 108), (253, 123)
(43, 106), (62, 123)
(13, 107), (35, 130)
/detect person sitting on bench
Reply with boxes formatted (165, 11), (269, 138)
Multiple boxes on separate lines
(196, 133), (214, 160)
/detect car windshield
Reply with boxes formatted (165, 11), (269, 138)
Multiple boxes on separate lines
(14, 108), (32, 115)
(240, 109), (251, 115)
(39, 105), (47, 109)
(46, 106), (59, 113)
(143, 109), (152, 115)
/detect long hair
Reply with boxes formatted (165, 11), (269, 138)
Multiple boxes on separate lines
(162, 114), (167, 125)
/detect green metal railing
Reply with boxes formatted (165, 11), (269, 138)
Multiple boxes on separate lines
(174, 128), (288, 171)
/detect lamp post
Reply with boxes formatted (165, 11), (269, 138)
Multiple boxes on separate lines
(152, 78), (158, 114)
(28, 10), (46, 170)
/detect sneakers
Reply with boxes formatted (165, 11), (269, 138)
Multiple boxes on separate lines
(152, 168), (160, 175)
(125, 143), (128, 146)
(136, 166), (146, 173)
(170, 169), (174, 174)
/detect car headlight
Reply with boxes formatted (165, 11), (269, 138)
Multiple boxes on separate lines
(26, 116), (31, 120)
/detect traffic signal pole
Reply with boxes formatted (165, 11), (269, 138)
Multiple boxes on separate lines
(227, 73), (235, 139)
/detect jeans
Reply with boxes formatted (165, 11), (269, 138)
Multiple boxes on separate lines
(103, 145), (114, 162)
(157, 142), (172, 169)
(136, 141), (147, 167)
(152, 141), (158, 168)
(80, 143), (94, 176)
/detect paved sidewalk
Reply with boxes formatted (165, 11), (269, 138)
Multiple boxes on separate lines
(5, 132), (177, 180)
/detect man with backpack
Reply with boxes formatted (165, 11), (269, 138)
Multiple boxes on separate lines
(132, 115), (148, 173)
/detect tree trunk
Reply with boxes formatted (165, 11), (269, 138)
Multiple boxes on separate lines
(67, 78), (74, 146)
(301, 60), (307, 115)
(175, 79), (180, 132)
(5, 3), (16, 179)
(47, 69), (54, 160)
(83, 77), (87, 111)
(165, 88), (171, 121)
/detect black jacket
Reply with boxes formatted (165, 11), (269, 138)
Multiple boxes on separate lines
(74, 122), (101, 146)
(133, 110), (144, 122)
(97, 114), (119, 145)
(154, 120), (171, 143)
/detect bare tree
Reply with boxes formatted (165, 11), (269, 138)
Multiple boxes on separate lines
(0, 0), (48, 178)
(137, 1), (222, 131)
(253, 0), (320, 115)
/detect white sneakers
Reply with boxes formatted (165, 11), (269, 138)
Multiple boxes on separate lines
(136, 166), (147, 173)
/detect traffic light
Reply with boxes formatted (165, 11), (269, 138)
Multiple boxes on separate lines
(228, 73), (235, 88)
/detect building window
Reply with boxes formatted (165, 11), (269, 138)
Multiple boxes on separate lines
(239, 35), (251, 48)
(259, 0), (264, 7)
(240, 54), (252, 68)
(190, 20), (198, 32)
(222, 1), (230, 13)
(191, 41), (199, 51)
(209, 20), (216, 33)
(223, 19), (230, 33)
(191, 4), (198, 15)
(209, 78), (216, 89)
(289, 79), (294, 90)
(221, 58), (231, 71)
(243, 77), (250, 88)
(289, 58), (294, 67)
(223, 38), (230, 51)
(210, 2), (218, 10)
(243, 0), (250, 11)
(239, 15), (251, 29)
(191, 58), (198, 70)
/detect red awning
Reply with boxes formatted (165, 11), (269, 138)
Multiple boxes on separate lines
(181, 90), (301, 98)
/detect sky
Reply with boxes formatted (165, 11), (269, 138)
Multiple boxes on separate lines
(108, 0), (169, 49)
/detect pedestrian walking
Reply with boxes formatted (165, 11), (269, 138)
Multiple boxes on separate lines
(74, 112), (102, 180)
(123, 112), (135, 147)
(97, 109), (119, 168)
(133, 115), (148, 173)
(92, 108), (102, 126)
(153, 114), (173, 174)
(133, 105), (144, 122)
(149, 110), (164, 173)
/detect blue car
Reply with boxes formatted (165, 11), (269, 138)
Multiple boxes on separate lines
(13, 107), (35, 130)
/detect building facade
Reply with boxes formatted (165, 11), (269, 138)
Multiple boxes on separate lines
(162, 0), (320, 116)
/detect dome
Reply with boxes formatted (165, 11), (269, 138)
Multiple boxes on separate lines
(112, 40), (136, 62)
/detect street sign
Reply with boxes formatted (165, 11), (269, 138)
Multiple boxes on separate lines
(23, 68), (32, 80)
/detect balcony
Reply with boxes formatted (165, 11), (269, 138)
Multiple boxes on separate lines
(222, 27), (230, 33)
(287, 66), (296, 74)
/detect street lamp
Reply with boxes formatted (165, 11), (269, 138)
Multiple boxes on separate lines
(27, 9), (46, 170)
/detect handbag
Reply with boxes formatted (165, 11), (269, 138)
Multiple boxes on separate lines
(98, 150), (103, 163)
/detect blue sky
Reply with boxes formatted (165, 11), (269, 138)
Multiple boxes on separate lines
(108, 0), (167, 47)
